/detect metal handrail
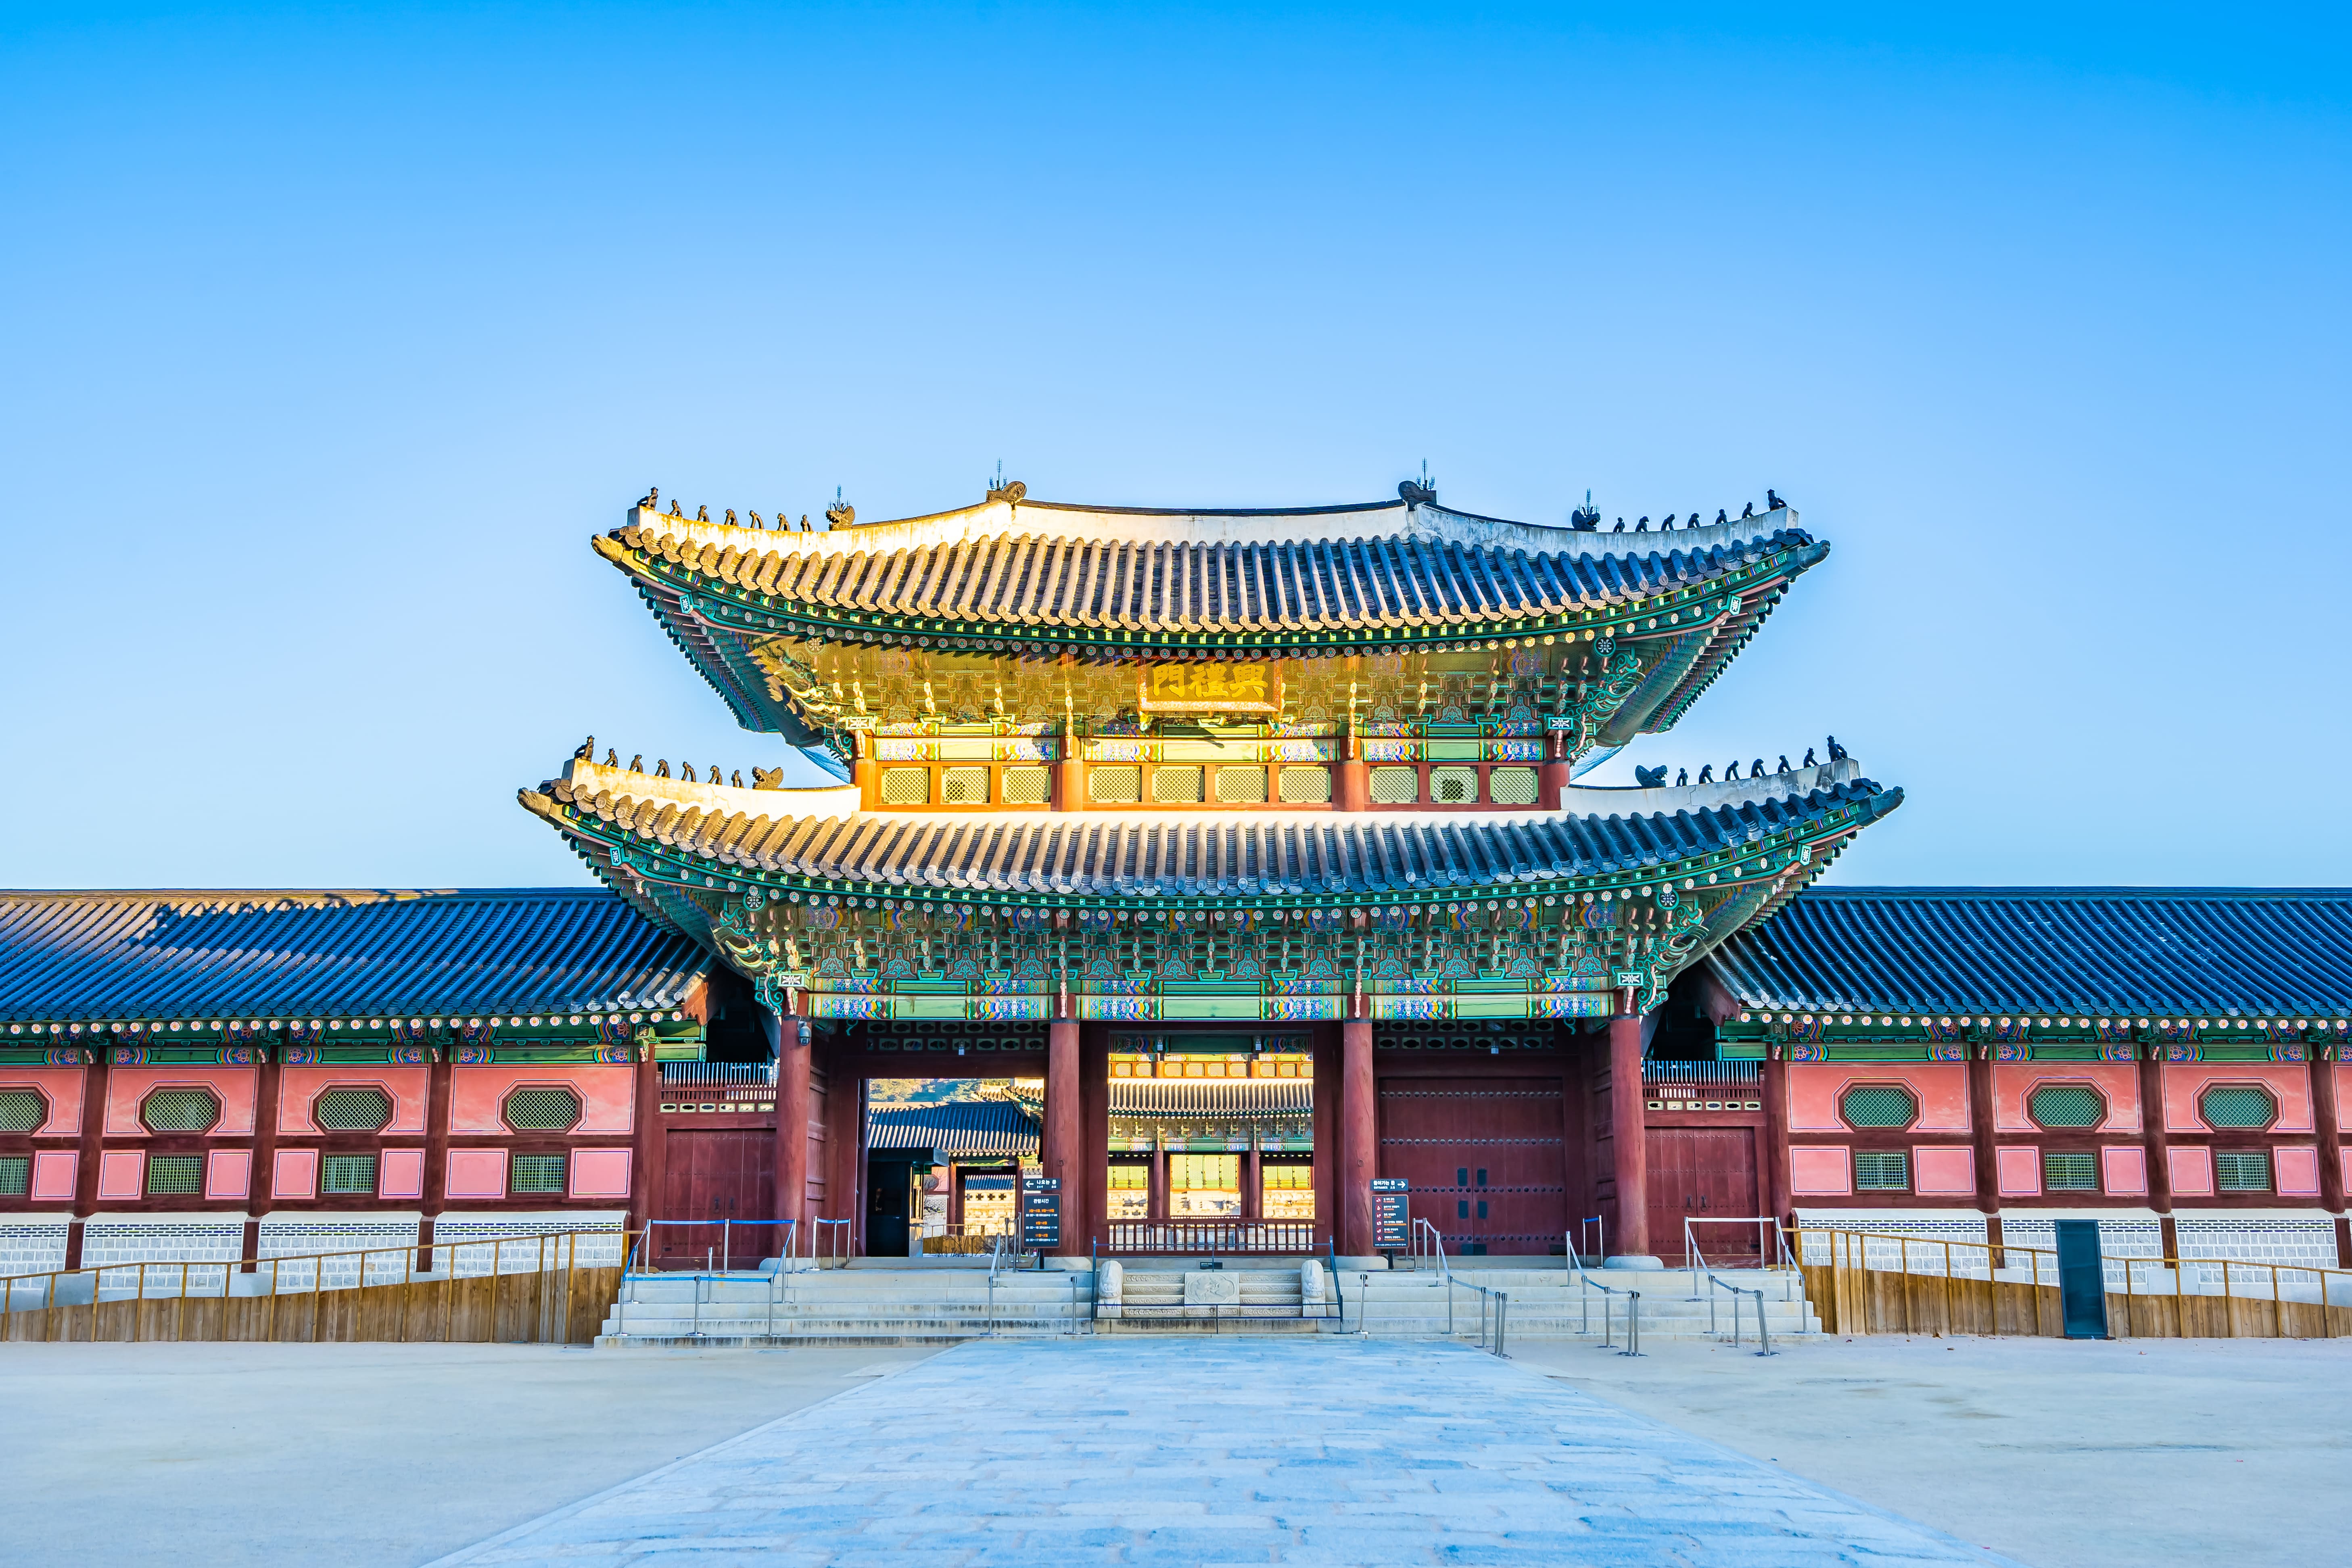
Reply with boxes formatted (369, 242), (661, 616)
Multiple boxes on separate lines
(1681, 1216), (1798, 1301)
(1562, 1230), (1642, 1355)
(634, 1217), (798, 1274)
(1705, 1272), (1776, 1355)
(810, 1217), (850, 1267)
(1, 1227), (630, 1345)
(1412, 1217), (1450, 1282)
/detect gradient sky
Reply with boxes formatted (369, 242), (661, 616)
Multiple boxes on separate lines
(4, 4), (2346, 891)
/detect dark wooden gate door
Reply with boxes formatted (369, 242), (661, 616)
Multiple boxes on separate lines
(1644, 1127), (1760, 1265)
(657, 1130), (775, 1269)
(1378, 1077), (1566, 1255)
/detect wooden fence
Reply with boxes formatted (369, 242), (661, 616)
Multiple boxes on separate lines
(0, 1230), (629, 1347)
(1797, 1228), (2352, 1340)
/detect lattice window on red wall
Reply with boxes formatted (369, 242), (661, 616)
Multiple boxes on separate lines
(2028, 1085), (2104, 1130)
(1853, 1150), (1910, 1190)
(0, 1156), (29, 1196)
(510, 1153), (568, 1194)
(2043, 1152), (2100, 1191)
(316, 1088), (394, 1132)
(141, 1089), (221, 1134)
(503, 1087), (583, 1132)
(1839, 1085), (1917, 1130)
(0, 1090), (45, 1133)
(145, 1154), (205, 1195)
(2200, 1086), (2277, 1130)
(2215, 1150), (2273, 1192)
(322, 1154), (379, 1194)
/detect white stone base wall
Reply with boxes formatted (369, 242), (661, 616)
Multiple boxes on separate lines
(259, 1213), (422, 1289)
(1794, 1209), (1991, 1271)
(434, 1210), (627, 1274)
(1797, 1206), (2345, 1290)
(80, 1216), (251, 1297)
(2173, 1213), (2342, 1284)
(0, 1216), (73, 1279)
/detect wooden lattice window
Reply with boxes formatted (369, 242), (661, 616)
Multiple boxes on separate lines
(1277, 767), (1331, 804)
(2215, 1150), (2273, 1192)
(0, 1089), (45, 1133)
(879, 767), (930, 806)
(0, 1156), (29, 1196)
(2200, 1086), (2277, 1130)
(1088, 766), (1141, 805)
(1152, 766), (1203, 804)
(1002, 766), (1051, 805)
(1214, 766), (1266, 804)
(510, 1153), (568, 1194)
(1429, 766), (1479, 804)
(145, 1153), (205, 1195)
(315, 1087), (394, 1132)
(141, 1088), (221, 1134)
(321, 1154), (379, 1194)
(1839, 1085), (1918, 1130)
(941, 765), (991, 805)
(2043, 1151), (2100, 1191)
(2028, 1085), (2105, 1130)
(1853, 1150), (1910, 1190)
(1369, 766), (1418, 804)
(503, 1087), (583, 1132)
(1488, 767), (1539, 806)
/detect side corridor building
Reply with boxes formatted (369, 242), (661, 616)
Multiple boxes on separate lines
(3, 484), (2346, 1278)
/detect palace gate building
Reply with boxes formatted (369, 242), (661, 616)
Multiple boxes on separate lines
(3, 482), (2347, 1278)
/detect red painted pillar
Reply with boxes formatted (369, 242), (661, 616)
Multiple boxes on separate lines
(1334, 727), (1368, 813)
(627, 1045), (658, 1259)
(1148, 1134), (1168, 1223)
(2136, 1047), (2172, 1217)
(2308, 1042), (2344, 1218)
(1759, 1046), (1790, 1228)
(246, 1052), (282, 1273)
(771, 1005), (811, 1254)
(1538, 728), (1570, 810)
(1341, 1016), (1376, 1255)
(1079, 1022), (1109, 1252)
(851, 732), (877, 808)
(419, 1050), (452, 1272)
(1046, 1014), (1082, 1255)
(823, 1062), (862, 1258)
(65, 1050), (111, 1272)
(1242, 1134), (1262, 1222)
(1608, 1000), (1650, 1259)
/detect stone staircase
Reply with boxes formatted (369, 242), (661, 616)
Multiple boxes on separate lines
(1339, 1264), (1820, 1342)
(594, 1259), (1818, 1347)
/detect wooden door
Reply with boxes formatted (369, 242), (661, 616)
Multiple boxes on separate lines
(657, 1130), (775, 1269)
(1644, 1127), (1760, 1265)
(1378, 1077), (1566, 1255)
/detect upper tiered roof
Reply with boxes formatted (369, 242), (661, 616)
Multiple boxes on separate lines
(597, 486), (1824, 734)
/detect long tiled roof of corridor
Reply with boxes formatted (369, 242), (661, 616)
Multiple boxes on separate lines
(0, 888), (708, 1022)
(1704, 887), (2352, 1017)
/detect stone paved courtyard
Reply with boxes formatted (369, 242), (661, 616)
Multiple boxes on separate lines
(430, 1339), (2009, 1566)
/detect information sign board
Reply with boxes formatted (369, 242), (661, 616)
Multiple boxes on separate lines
(1370, 1177), (1410, 1251)
(1021, 1175), (1061, 1251)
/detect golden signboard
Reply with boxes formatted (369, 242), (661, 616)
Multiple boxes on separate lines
(1140, 663), (1278, 714)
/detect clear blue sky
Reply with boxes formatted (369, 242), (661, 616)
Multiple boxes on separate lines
(4, 4), (2345, 890)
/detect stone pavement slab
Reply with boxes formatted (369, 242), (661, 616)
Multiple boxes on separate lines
(431, 1339), (2018, 1566)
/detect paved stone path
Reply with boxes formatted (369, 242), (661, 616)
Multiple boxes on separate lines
(435, 1340), (2018, 1566)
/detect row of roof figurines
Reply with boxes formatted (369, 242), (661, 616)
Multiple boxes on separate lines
(562, 735), (1853, 794)
(621, 479), (1792, 536)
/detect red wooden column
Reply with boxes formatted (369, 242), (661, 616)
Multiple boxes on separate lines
(1971, 1044), (2007, 1262)
(1242, 1132), (1262, 1222)
(770, 1002), (812, 1254)
(823, 1059), (862, 1257)
(1538, 729), (1571, 810)
(419, 1049), (453, 1272)
(2308, 1043), (2345, 1262)
(1147, 1132), (1168, 1222)
(626, 1042), (659, 1258)
(2136, 1046), (2173, 1221)
(1340, 1016), (1376, 1255)
(1046, 1012), (1082, 1255)
(245, 1052), (282, 1273)
(1607, 994), (1651, 1259)
(1079, 1022), (1110, 1252)
(1334, 726), (1369, 814)
(1759, 1046), (1790, 1228)
(1312, 1022), (1341, 1242)
(64, 1051), (111, 1272)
